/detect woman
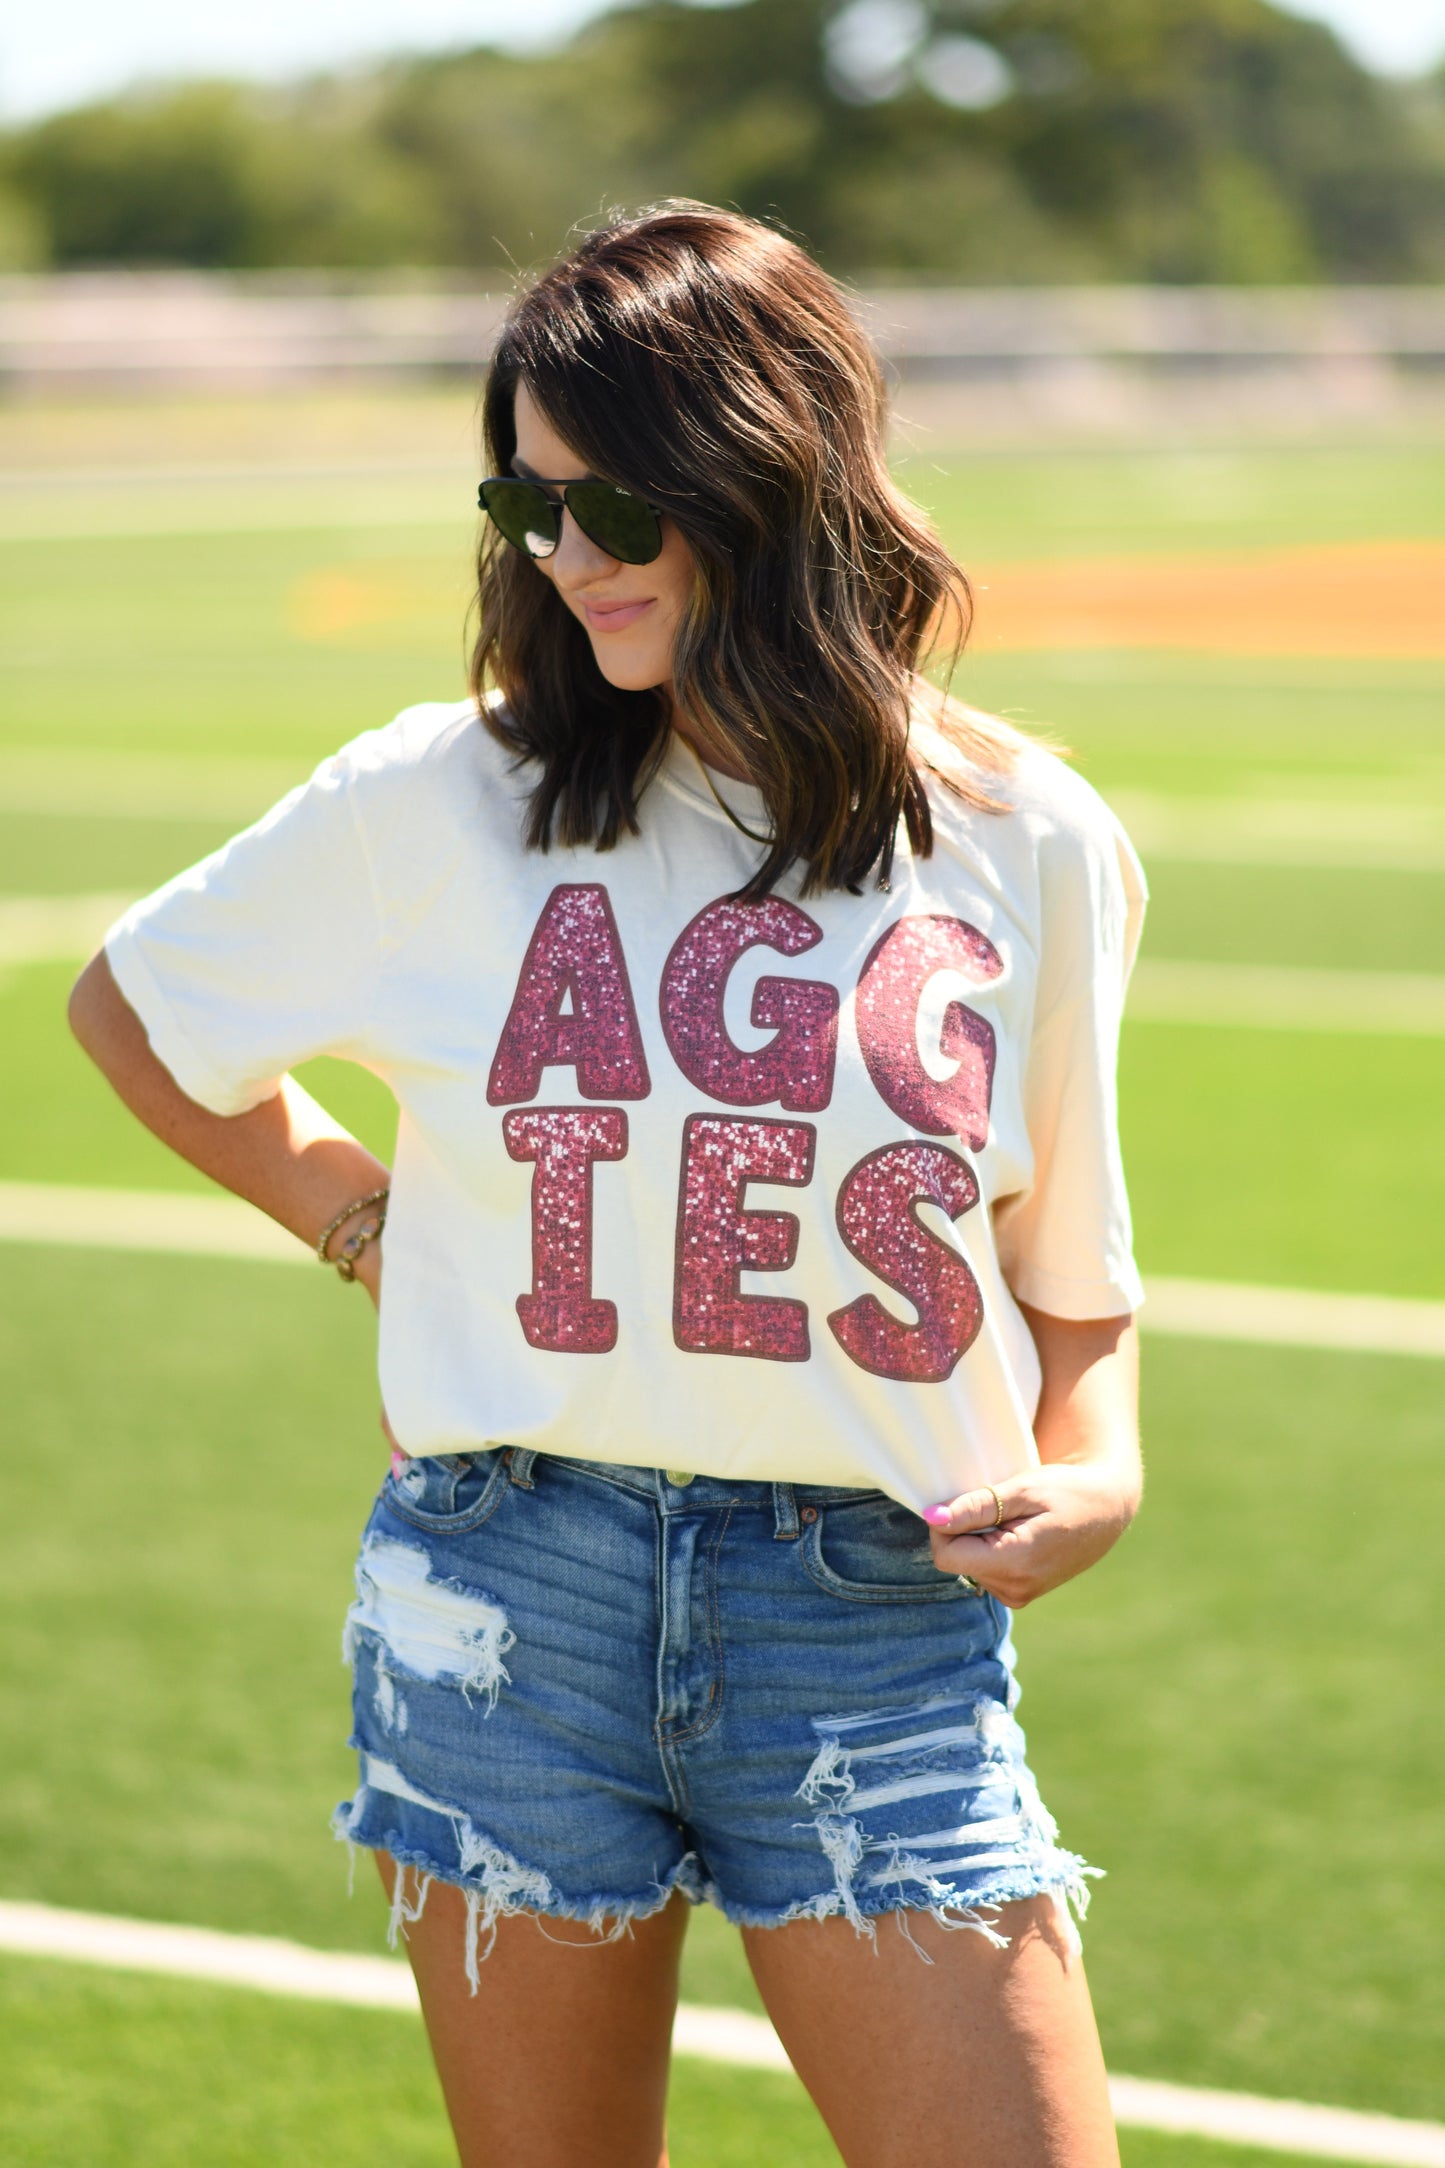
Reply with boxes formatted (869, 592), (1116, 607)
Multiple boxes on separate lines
(71, 203), (1145, 2168)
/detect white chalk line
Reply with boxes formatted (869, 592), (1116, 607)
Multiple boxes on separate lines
(0, 892), (139, 967)
(1139, 1275), (1445, 1359)
(1126, 959), (1445, 1036)
(5, 891), (1445, 1036)
(1, 1902), (1441, 2165)
(0, 1181), (308, 1265)
(0, 1181), (1442, 1358)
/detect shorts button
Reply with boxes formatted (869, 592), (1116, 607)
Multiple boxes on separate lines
(801, 1506), (818, 1523)
(666, 1468), (695, 1487)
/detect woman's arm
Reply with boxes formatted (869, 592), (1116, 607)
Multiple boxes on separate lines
(923, 1306), (1140, 1606)
(68, 950), (391, 1307)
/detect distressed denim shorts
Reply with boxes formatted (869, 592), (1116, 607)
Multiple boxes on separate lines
(334, 1448), (1097, 1981)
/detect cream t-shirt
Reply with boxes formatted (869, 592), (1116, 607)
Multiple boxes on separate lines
(105, 700), (1145, 1512)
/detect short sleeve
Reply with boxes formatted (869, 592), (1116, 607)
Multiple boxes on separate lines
(103, 746), (383, 1117)
(993, 796), (1147, 1319)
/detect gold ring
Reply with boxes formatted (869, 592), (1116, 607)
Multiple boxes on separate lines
(984, 1484), (1004, 1528)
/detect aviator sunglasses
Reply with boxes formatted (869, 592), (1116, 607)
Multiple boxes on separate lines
(478, 474), (665, 565)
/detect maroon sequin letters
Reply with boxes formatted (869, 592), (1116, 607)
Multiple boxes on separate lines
(503, 1108), (628, 1353)
(659, 897), (838, 1112)
(487, 884), (651, 1105)
(673, 1116), (815, 1361)
(854, 916), (1003, 1149)
(827, 1143), (984, 1382)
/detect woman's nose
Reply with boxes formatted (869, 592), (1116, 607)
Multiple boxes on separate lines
(550, 508), (618, 584)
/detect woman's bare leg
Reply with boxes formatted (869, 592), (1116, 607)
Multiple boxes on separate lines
(743, 1896), (1118, 2168)
(378, 1857), (689, 2168)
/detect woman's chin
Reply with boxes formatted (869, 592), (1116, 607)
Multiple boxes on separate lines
(589, 648), (670, 694)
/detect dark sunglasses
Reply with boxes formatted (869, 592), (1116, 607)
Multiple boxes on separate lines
(477, 475), (665, 565)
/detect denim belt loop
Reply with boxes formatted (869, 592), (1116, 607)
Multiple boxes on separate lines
(771, 1481), (800, 1541)
(505, 1447), (538, 1489)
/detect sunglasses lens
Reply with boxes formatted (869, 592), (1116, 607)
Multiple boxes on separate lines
(481, 479), (559, 558)
(566, 483), (664, 565)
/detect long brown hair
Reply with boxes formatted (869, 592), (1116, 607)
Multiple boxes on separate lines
(471, 201), (1020, 897)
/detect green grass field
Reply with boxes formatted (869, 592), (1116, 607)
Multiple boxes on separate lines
(2, 395), (1442, 2162)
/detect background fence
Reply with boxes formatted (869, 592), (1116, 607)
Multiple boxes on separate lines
(5, 273), (1445, 433)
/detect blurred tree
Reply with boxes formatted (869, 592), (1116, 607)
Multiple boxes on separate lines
(243, 77), (443, 268)
(369, 45), (654, 269)
(4, 0), (1443, 280)
(0, 183), (47, 270)
(10, 86), (269, 266)
(7, 79), (436, 269)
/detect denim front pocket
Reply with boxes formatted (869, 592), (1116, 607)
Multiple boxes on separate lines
(383, 1450), (509, 1535)
(800, 1492), (969, 1604)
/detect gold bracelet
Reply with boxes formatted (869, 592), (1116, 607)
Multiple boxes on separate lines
(317, 1187), (390, 1281)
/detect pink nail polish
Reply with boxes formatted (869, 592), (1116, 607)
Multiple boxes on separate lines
(922, 1504), (952, 1527)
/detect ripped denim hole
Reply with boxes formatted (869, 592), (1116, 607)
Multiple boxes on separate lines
(787, 1693), (1100, 1958)
(343, 1533), (516, 1712)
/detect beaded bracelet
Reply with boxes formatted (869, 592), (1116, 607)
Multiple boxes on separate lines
(316, 1187), (391, 1281)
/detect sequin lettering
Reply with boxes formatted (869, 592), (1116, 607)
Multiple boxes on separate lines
(487, 884), (650, 1105)
(854, 916), (1003, 1148)
(827, 1143), (984, 1382)
(503, 1107), (628, 1353)
(673, 1116), (815, 1362)
(659, 897), (838, 1113)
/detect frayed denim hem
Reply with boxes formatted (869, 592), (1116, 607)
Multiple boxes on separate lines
(706, 1852), (1102, 1962)
(332, 1801), (709, 1992)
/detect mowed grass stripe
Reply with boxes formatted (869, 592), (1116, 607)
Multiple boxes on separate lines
(7, 894), (1445, 1032)
(5, 758), (1445, 875)
(0, 1955), (845, 2168)
(2, 1181), (1442, 1356)
(1109, 794), (1445, 877)
(0, 750), (312, 822)
(3, 1903), (1444, 2168)
(0, 479), (471, 542)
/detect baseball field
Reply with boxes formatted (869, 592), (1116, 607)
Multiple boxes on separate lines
(1, 391), (1441, 2164)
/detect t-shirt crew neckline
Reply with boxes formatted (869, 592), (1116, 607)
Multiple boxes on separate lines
(656, 724), (935, 876)
(657, 729), (772, 837)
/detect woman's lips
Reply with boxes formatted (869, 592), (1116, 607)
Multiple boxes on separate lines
(583, 597), (654, 632)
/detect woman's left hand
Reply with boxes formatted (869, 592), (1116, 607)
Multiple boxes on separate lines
(923, 1461), (1138, 1608)
(923, 1303), (1142, 1608)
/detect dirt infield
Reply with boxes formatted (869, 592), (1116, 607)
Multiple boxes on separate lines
(969, 539), (1445, 658)
(291, 538), (1445, 659)
(290, 561), (464, 646)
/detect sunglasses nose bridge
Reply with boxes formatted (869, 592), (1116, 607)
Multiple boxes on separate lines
(554, 492), (624, 569)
